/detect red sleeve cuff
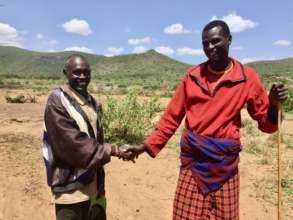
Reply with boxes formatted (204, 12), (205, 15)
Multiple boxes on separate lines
(259, 114), (278, 133)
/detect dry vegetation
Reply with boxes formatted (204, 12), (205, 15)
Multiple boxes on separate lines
(0, 88), (292, 220)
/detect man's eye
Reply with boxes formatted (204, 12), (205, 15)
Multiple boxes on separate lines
(212, 39), (221, 45)
(72, 71), (90, 76)
(72, 71), (81, 76)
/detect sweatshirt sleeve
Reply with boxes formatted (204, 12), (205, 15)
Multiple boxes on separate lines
(44, 91), (111, 169)
(144, 74), (187, 157)
(246, 70), (278, 133)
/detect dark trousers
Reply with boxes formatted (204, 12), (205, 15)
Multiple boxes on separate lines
(55, 200), (106, 220)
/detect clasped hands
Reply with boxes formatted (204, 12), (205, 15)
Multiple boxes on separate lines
(111, 144), (146, 163)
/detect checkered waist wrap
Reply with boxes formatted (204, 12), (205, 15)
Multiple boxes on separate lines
(180, 129), (241, 194)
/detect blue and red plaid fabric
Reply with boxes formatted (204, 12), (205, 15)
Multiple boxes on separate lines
(180, 129), (241, 194)
(173, 169), (239, 220)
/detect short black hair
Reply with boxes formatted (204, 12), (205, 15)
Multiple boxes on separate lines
(64, 54), (88, 72)
(202, 20), (231, 37)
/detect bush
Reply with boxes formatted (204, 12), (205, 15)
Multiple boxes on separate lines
(5, 95), (26, 103)
(283, 89), (293, 112)
(5, 95), (37, 103)
(103, 91), (161, 145)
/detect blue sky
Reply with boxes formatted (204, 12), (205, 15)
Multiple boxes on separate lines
(0, 0), (292, 64)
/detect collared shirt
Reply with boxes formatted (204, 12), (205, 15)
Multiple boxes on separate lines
(53, 85), (98, 204)
(144, 58), (277, 157)
(68, 85), (98, 138)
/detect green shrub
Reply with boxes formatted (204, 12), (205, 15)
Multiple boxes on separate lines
(5, 95), (26, 103)
(5, 95), (37, 103)
(26, 95), (37, 103)
(103, 91), (161, 145)
(283, 89), (293, 112)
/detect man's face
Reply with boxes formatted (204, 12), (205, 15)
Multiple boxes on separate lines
(64, 57), (91, 94)
(202, 26), (231, 63)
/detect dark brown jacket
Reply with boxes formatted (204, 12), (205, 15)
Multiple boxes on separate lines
(42, 86), (111, 193)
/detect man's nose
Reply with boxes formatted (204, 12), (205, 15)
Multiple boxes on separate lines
(207, 42), (215, 50)
(79, 73), (86, 78)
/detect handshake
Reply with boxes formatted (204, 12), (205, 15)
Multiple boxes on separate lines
(110, 143), (147, 163)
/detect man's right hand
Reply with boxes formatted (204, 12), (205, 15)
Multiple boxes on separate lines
(120, 144), (147, 160)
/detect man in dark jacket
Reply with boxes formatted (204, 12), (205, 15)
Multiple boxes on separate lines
(43, 54), (124, 220)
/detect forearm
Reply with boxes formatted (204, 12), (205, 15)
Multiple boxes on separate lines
(267, 104), (281, 125)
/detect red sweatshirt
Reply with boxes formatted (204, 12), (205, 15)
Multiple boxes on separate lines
(144, 58), (277, 157)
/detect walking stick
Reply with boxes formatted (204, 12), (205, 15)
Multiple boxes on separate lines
(277, 102), (282, 220)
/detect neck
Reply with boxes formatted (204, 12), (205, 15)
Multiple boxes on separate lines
(68, 83), (88, 98)
(208, 58), (230, 72)
(78, 90), (88, 98)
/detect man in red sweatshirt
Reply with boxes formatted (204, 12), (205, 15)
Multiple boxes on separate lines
(125, 20), (288, 219)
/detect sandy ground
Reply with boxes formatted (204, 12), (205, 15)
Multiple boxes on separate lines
(0, 89), (292, 220)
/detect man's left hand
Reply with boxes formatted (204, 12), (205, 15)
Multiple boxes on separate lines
(269, 83), (288, 107)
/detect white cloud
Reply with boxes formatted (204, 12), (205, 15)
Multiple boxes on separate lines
(289, 55), (293, 58)
(36, 33), (44, 39)
(48, 40), (58, 45)
(232, 46), (244, 50)
(104, 47), (124, 57)
(48, 49), (57, 53)
(0, 22), (24, 47)
(211, 12), (257, 33)
(164, 23), (192, 35)
(128, 37), (152, 45)
(155, 46), (174, 56)
(64, 46), (95, 54)
(132, 46), (148, 54)
(241, 56), (277, 64)
(61, 18), (92, 36)
(177, 47), (204, 56)
(273, 40), (291, 46)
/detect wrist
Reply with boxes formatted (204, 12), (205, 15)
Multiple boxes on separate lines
(137, 144), (147, 154)
(267, 105), (279, 124)
(110, 145), (118, 156)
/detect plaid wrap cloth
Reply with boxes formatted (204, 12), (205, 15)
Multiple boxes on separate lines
(173, 169), (239, 220)
(180, 129), (241, 194)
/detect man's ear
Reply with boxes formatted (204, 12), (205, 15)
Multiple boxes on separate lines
(228, 35), (232, 45)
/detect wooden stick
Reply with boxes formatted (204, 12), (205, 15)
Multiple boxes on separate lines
(277, 102), (282, 220)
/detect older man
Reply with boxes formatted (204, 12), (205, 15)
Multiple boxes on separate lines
(125, 20), (288, 219)
(42, 54), (124, 220)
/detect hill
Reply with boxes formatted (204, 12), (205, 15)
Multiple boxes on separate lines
(0, 46), (292, 110)
(247, 58), (293, 88)
(246, 59), (293, 112)
(1, 46), (292, 83)
(0, 46), (189, 92)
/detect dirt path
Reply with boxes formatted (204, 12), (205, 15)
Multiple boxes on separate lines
(0, 89), (292, 220)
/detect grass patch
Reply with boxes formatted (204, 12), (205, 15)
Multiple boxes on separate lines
(5, 94), (37, 103)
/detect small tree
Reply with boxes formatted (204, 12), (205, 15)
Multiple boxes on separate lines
(103, 91), (161, 145)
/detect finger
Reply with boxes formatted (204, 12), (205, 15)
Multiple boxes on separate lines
(124, 151), (135, 157)
(279, 95), (289, 102)
(276, 91), (289, 98)
(271, 83), (277, 90)
(277, 91), (288, 96)
(277, 88), (288, 94)
(124, 148), (133, 153)
(274, 83), (286, 88)
(120, 152), (135, 161)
